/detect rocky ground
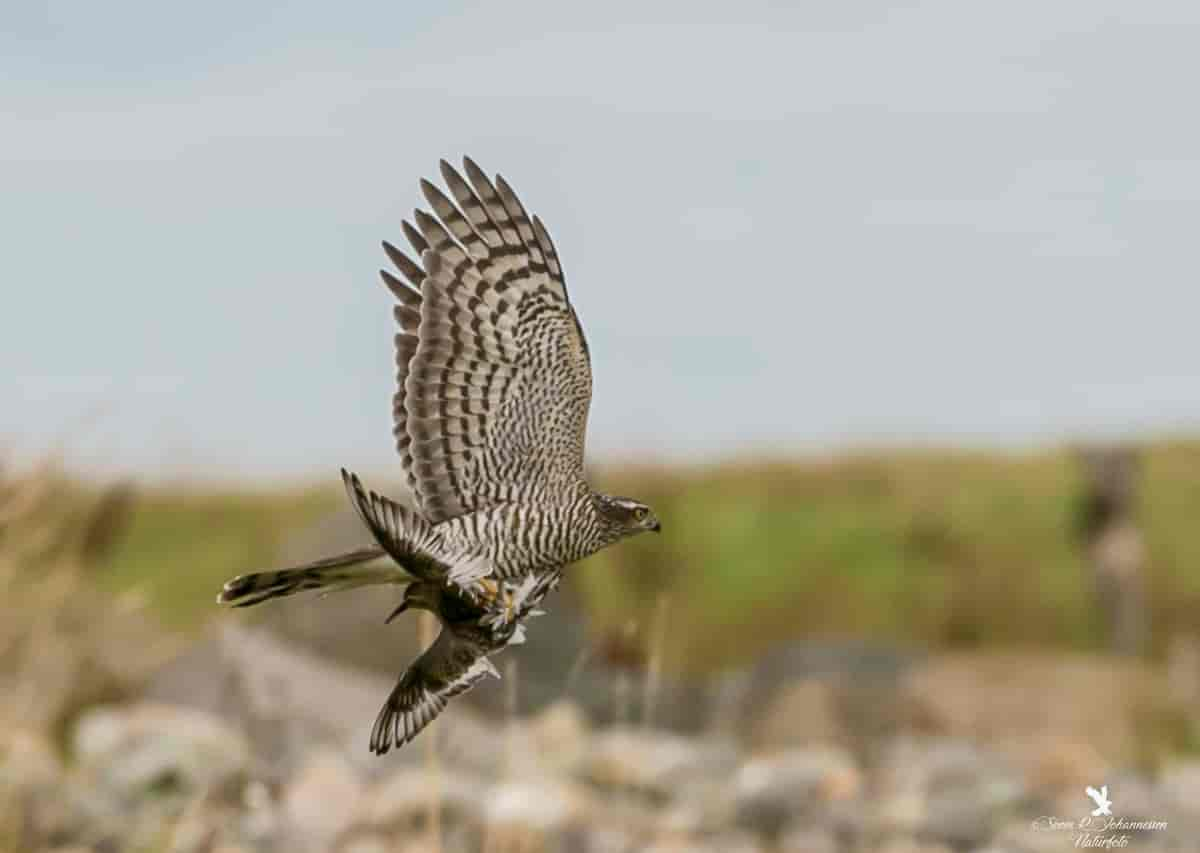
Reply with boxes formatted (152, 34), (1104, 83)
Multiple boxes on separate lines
(4, 623), (1200, 853)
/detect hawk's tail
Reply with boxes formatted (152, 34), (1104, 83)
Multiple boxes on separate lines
(217, 546), (391, 608)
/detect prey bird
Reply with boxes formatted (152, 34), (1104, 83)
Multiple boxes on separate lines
(218, 157), (661, 752)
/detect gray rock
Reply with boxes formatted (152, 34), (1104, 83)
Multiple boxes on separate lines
(163, 800), (245, 853)
(875, 840), (953, 853)
(483, 777), (589, 834)
(237, 778), (279, 847)
(777, 824), (839, 853)
(641, 833), (764, 853)
(990, 820), (1072, 853)
(281, 748), (364, 852)
(337, 834), (392, 853)
(145, 623), (398, 771)
(73, 703), (250, 802)
(529, 700), (591, 770)
(733, 746), (861, 836)
(583, 728), (739, 799)
(360, 765), (485, 830)
(565, 825), (640, 853)
(658, 777), (737, 835)
(0, 729), (86, 846)
(748, 678), (844, 751)
(873, 737), (1027, 848)
(1159, 760), (1200, 817)
(708, 642), (920, 737)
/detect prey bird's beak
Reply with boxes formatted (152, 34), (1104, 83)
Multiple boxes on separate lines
(384, 600), (409, 624)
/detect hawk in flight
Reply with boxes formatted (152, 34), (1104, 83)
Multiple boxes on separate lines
(219, 158), (661, 753)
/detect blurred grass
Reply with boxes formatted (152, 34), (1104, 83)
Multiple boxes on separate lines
(578, 439), (1200, 671)
(93, 440), (1200, 668)
(98, 485), (336, 629)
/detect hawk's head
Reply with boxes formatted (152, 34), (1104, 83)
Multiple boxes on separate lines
(595, 495), (662, 538)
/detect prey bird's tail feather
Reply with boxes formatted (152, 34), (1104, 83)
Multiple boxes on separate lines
(217, 546), (391, 608)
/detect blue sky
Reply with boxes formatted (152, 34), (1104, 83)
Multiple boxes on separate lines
(4, 1), (1199, 481)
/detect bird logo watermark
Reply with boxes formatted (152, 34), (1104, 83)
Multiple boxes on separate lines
(1030, 783), (1170, 848)
(1086, 784), (1113, 817)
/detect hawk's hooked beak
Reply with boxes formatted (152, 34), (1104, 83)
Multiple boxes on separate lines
(651, 520), (662, 533)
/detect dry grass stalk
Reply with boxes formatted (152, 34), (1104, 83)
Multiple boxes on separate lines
(418, 609), (443, 853)
(642, 593), (670, 731)
(504, 657), (520, 777)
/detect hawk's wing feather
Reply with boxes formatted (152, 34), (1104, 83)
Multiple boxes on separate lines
(369, 629), (498, 755)
(381, 157), (593, 523)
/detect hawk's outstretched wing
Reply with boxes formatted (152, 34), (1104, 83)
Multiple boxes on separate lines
(369, 628), (498, 755)
(381, 157), (593, 523)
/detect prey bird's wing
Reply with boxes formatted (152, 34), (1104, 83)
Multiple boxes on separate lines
(381, 157), (593, 523)
(369, 628), (498, 754)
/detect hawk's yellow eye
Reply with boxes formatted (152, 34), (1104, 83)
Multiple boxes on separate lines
(634, 507), (647, 520)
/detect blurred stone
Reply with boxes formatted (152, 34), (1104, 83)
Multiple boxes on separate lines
(875, 840), (953, 853)
(1166, 633), (1200, 708)
(583, 728), (739, 798)
(73, 703), (250, 801)
(640, 837), (757, 853)
(874, 737), (1026, 848)
(777, 824), (838, 853)
(360, 765), (484, 829)
(0, 727), (62, 784)
(568, 825), (639, 853)
(0, 728), (86, 846)
(733, 746), (861, 836)
(237, 778), (279, 847)
(901, 653), (1169, 780)
(337, 834), (392, 853)
(643, 831), (764, 853)
(708, 642), (918, 739)
(749, 679), (843, 750)
(923, 786), (1024, 850)
(530, 699), (590, 769)
(1010, 733), (1108, 795)
(145, 623), (397, 770)
(165, 799), (241, 853)
(991, 820), (1072, 853)
(483, 777), (588, 834)
(658, 777), (737, 835)
(281, 748), (363, 852)
(1159, 760), (1200, 817)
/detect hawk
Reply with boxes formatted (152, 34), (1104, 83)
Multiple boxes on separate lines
(218, 157), (661, 752)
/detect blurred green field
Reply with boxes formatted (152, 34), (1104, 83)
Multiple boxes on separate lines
(98, 440), (1200, 671)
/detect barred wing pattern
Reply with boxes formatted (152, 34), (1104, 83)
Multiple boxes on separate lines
(369, 629), (498, 755)
(380, 158), (593, 523)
